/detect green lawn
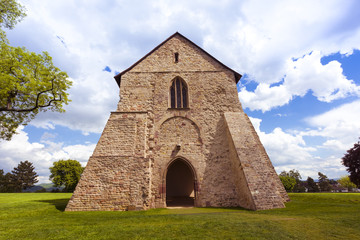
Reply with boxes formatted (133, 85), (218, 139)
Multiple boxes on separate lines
(0, 193), (359, 239)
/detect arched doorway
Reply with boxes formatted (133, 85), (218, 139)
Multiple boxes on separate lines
(166, 158), (196, 207)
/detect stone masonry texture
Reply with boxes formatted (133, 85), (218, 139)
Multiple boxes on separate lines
(65, 32), (289, 211)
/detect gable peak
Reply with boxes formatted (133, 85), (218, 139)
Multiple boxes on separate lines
(114, 32), (241, 87)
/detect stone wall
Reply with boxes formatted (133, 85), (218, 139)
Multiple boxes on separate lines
(66, 112), (151, 211)
(66, 33), (288, 211)
(224, 112), (289, 210)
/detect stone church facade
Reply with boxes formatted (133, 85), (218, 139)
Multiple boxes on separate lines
(65, 32), (289, 211)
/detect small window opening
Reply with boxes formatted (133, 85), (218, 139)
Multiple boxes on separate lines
(174, 52), (179, 63)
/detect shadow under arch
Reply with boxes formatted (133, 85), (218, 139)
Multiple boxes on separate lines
(163, 157), (198, 207)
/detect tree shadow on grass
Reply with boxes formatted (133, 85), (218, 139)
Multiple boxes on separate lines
(34, 198), (70, 212)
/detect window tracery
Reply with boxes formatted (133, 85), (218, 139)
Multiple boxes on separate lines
(170, 77), (188, 108)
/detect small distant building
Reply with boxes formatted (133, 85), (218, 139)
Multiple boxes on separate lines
(66, 32), (289, 211)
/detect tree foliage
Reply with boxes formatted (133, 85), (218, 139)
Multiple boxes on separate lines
(306, 177), (319, 192)
(1, 161), (38, 192)
(0, 169), (14, 192)
(11, 160), (38, 191)
(0, 44), (71, 140)
(279, 175), (296, 192)
(279, 169), (305, 192)
(337, 176), (357, 191)
(318, 172), (332, 192)
(0, 0), (72, 140)
(342, 139), (360, 187)
(0, 0), (26, 29)
(49, 159), (84, 192)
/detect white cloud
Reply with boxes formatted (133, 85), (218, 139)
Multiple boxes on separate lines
(250, 117), (316, 167)
(249, 100), (360, 179)
(235, 0), (360, 80)
(0, 127), (95, 183)
(5, 0), (360, 127)
(239, 51), (360, 112)
(249, 115), (347, 179)
(239, 84), (291, 112)
(321, 140), (348, 152)
(285, 51), (360, 102)
(305, 100), (360, 148)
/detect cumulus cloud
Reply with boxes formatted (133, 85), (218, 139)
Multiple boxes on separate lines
(5, 0), (360, 128)
(0, 127), (95, 183)
(249, 117), (317, 172)
(304, 100), (360, 148)
(239, 51), (360, 112)
(249, 116), (346, 179)
(249, 100), (360, 179)
(239, 84), (291, 112)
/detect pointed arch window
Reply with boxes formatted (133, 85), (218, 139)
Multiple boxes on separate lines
(170, 77), (188, 108)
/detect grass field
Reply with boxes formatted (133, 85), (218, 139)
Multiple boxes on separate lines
(0, 193), (359, 239)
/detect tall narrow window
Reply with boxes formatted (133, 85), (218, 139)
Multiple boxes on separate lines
(174, 52), (179, 63)
(170, 77), (188, 108)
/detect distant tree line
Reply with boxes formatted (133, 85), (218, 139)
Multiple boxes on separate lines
(0, 159), (84, 193)
(0, 160), (38, 192)
(279, 170), (357, 193)
(279, 138), (360, 193)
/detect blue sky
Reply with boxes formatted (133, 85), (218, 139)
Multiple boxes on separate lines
(1, 0), (360, 183)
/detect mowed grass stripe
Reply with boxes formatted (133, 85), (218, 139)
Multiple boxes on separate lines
(0, 193), (359, 239)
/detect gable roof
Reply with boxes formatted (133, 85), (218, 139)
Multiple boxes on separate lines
(114, 32), (242, 87)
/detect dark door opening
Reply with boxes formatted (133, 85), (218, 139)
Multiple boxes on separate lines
(166, 159), (195, 207)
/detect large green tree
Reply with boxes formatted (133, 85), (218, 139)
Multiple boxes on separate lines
(49, 159), (84, 192)
(342, 139), (360, 187)
(10, 160), (38, 191)
(0, 0), (72, 140)
(279, 169), (305, 192)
